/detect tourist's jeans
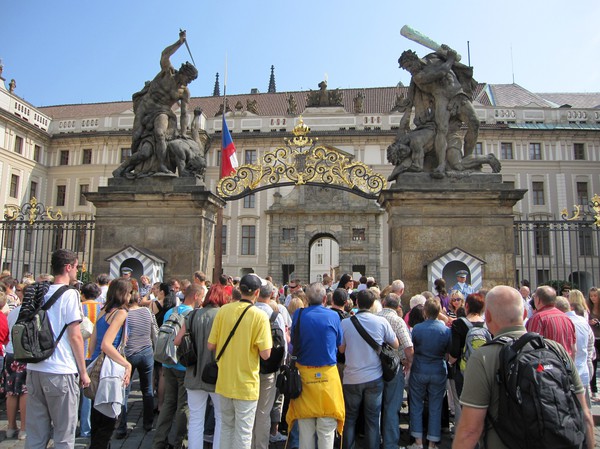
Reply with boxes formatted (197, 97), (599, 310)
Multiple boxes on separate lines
(343, 377), (383, 449)
(118, 346), (154, 432)
(187, 389), (221, 449)
(382, 371), (405, 449)
(408, 371), (447, 443)
(80, 360), (93, 437)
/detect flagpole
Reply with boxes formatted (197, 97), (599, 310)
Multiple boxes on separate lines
(213, 55), (228, 284)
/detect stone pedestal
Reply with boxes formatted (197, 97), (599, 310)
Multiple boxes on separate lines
(378, 174), (526, 298)
(86, 177), (224, 280)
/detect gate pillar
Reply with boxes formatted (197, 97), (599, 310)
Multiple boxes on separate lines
(86, 177), (224, 280)
(378, 173), (526, 299)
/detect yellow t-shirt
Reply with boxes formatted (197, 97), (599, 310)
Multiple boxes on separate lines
(207, 301), (272, 400)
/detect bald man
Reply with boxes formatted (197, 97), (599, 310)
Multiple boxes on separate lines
(453, 285), (594, 449)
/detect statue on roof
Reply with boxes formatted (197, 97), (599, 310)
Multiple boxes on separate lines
(388, 27), (494, 181)
(353, 92), (364, 113)
(247, 98), (258, 114)
(287, 94), (298, 115)
(307, 80), (343, 107)
(113, 30), (200, 178)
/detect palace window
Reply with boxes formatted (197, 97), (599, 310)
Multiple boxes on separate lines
(56, 185), (67, 206)
(500, 142), (513, 160)
(14, 136), (23, 154)
(82, 149), (92, 164)
(33, 144), (41, 162)
(529, 143), (542, 160)
(9, 174), (19, 198)
(534, 224), (550, 256)
(241, 225), (256, 255)
(79, 184), (89, 206)
(352, 228), (366, 241)
(282, 228), (296, 242)
(243, 194), (255, 208)
(532, 182), (545, 205)
(573, 143), (585, 160)
(576, 182), (589, 206)
(120, 148), (131, 162)
(474, 142), (483, 155)
(244, 149), (257, 164)
(30, 181), (38, 200)
(60, 150), (69, 165)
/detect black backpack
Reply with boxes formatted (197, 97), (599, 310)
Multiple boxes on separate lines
(12, 283), (71, 363)
(487, 332), (585, 449)
(177, 309), (199, 369)
(260, 310), (286, 374)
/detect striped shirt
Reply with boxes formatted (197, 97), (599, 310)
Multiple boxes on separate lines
(526, 305), (577, 359)
(124, 306), (158, 357)
(378, 308), (413, 362)
(81, 300), (102, 360)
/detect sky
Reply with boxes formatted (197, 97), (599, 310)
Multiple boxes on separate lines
(2, 0), (599, 107)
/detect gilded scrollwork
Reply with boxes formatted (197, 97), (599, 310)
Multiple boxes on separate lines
(217, 117), (387, 200)
(561, 194), (600, 227)
(3, 197), (64, 224)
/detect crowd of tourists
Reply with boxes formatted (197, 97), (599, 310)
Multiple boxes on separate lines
(0, 249), (596, 449)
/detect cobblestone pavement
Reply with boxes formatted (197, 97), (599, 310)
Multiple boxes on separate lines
(1, 379), (600, 448)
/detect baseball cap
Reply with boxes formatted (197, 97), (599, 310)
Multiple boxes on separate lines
(239, 273), (266, 294)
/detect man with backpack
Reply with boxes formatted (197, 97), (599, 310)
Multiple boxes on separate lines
(24, 249), (90, 449)
(152, 284), (202, 449)
(453, 285), (594, 449)
(252, 281), (287, 448)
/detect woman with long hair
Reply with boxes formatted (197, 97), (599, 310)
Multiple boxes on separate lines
(446, 291), (465, 320)
(434, 278), (450, 312)
(88, 278), (132, 449)
(115, 290), (159, 437)
(586, 287), (600, 400)
(175, 283), (230, 449)
(569, 289), (590, 319)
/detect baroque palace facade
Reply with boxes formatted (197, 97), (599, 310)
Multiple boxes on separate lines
(1, 70), (600, 289)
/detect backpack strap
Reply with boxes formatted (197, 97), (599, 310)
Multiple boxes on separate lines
(270, 310), (279, 323)
(42, 285), (71, 344)
(215, 304), (253, 362)
(350, 315), (381, 354)
(459, 316), (473, 329)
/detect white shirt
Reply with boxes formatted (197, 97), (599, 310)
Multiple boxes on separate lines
(341, 311), (396, 385)
(566, 311), (592, 385)
(255, 301), (288, 360)
(27, 284), (82, 374)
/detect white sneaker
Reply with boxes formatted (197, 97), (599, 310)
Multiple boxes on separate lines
(269, 432), (287, 443)
(6, 428), (18, 438)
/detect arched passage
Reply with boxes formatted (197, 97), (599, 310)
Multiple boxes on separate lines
(309, 233), (340, 283)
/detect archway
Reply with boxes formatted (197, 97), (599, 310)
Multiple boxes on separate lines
(309, 234), (340, 283)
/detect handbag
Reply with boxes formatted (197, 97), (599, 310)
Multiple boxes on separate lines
(350, 314), (400, 382)
(202, 303), (253, 384)
(83, 310), (127, 399)
(276, 308), (303, 399)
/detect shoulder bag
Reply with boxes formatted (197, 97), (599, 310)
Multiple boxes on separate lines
(202, 303), (253, 384)
(276, 308), (303, 399)
(350, 314), (400, 382)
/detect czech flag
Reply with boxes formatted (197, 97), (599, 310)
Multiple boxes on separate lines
(221, 115), (238, 178)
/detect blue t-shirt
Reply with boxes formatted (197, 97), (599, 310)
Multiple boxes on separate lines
(91, 312), (124, 361)
(291, 305), (342, 367)
(162, 304), (193, 371)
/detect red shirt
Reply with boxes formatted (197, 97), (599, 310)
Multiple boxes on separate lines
(526, 304), (576, 359)
(0, 312), (9, 357)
